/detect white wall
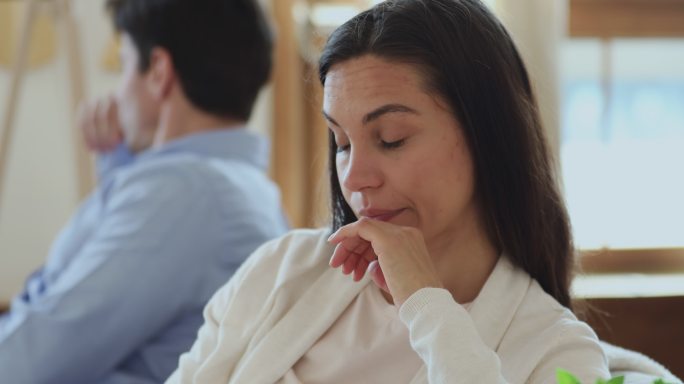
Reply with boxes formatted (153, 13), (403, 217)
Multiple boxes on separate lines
(0, 0), (274, 301)
(0, 0), (114, 301)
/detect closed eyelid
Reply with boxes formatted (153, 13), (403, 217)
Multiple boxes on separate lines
(329, 127), (349, 149)
(328, 126), (347, 141)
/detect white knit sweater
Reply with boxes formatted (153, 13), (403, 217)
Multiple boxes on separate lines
(167, 228), (611, 383)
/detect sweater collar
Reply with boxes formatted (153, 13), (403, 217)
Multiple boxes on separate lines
(467, 255), (531, 351)
(230, 259), (367, 383)
(231, 247), (530, 383)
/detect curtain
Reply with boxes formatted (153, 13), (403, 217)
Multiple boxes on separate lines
(494, 0), (567, 170)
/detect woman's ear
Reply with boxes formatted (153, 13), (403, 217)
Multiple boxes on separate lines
(145, 47), (175, 100)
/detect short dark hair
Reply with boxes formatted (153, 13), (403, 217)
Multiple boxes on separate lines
(319, 0), (574, 308)
(107, 0), (272, 120)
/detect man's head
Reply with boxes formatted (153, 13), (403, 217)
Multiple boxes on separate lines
(106, 0), (273, 151)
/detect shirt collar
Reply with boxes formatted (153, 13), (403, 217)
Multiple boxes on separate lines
(135, 127), (270, 170)
(467, 255), (532, 351)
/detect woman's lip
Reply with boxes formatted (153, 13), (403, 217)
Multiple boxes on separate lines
(359, 208), (405, 222)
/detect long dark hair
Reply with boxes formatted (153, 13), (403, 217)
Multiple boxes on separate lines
(319, 0), (574, 308)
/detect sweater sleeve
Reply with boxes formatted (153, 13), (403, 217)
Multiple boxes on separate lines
(399, 288), (611, 384)
(399, 288), (509, 384)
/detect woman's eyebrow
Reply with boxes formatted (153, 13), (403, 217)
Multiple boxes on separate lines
(362, 104), (419, 125)
(322, 104), (419, 128)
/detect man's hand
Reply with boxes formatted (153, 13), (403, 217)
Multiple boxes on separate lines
(78, 96), (124, 153)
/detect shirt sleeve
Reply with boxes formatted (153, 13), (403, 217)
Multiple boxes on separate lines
(0, 167), (221, 384)
(398, 288), (608, 384)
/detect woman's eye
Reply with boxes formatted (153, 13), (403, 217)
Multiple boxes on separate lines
(381, 139), (405, 150)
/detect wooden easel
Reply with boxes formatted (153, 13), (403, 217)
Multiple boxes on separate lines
(0, 0), (94, 214)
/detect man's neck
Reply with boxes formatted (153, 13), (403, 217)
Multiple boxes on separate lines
(153, 98), (245, 148)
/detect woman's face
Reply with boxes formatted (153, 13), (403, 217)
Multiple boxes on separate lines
(324, 54), (482, 250)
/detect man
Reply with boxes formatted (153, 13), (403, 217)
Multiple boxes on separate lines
(0, 0), (287, 382)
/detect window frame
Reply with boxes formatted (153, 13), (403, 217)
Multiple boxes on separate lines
(567, 0), (684, 272)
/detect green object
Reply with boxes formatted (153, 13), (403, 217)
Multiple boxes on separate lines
(556, 369), (582, 384)
(555, 368), (671, 384)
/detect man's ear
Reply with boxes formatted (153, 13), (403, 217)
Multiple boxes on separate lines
(145, 47), (175, 100)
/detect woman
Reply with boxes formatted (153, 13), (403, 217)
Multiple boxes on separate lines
(167, 0), (609, 382)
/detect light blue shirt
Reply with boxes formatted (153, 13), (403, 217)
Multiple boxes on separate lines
(0, 128), (288, 383)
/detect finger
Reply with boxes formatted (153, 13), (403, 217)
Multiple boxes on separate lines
(347, 237), (375, 263)
(355, 241), (375, 262)
(105, 96), (123, 148)
(329, 242), (349, 268)
(342, 252), (360, 275)
(327, 220), (371, 243)
(369, 260), (390, 294)
(353, 258), (369, 282)
(100, 97), (115, 149)
(329, 236), (368, 268)
(331, 218), (392, 255)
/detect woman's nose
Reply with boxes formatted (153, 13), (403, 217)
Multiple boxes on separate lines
(340, 147), (383, 192)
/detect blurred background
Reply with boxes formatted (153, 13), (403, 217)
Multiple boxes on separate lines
(0, 0), (683, 375)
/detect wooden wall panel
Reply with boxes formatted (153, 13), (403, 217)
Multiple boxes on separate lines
(0, 2), (57, 69)
(272, 0), (308, 227)
(570, 0), (684, 37)
(581, 248), (684, 274)
(272, 2), (331, 228)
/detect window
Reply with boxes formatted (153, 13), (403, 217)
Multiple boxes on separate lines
(561, 38), (684, 249)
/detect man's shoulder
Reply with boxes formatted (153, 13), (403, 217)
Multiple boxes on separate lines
(126, 152), (223, 178)
(110, 152), (258, 195)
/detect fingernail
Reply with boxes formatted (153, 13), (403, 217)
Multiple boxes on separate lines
(368, 260), (379, 273)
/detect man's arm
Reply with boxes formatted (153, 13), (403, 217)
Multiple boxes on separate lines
(0, 167), (219, 384)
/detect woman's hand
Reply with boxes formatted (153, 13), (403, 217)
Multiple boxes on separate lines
(328, 218), (443, 306)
